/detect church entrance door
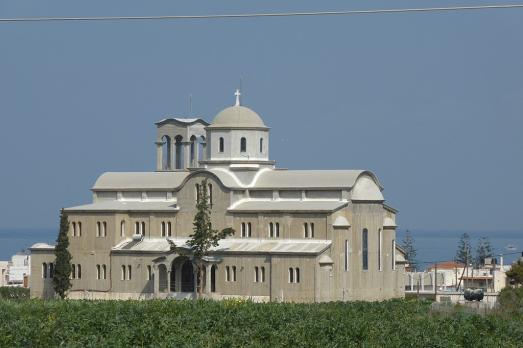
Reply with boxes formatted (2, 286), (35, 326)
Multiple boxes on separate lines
(181, 260), (194, 292)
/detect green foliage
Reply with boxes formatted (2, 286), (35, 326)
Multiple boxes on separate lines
(455, 232), (472, 265)
(0, 287), (29, 300)
(401, 230), (417, 271)
(187, 179), (234, 295)
(0, 299), (522, 347)
(499, 287), (523, 314)
(475, 236), (493, 267)
(53, 208), (72, 299)
(506, 260), (523, 286)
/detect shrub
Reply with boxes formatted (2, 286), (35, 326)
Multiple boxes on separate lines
(0, 287), (29, 300)
(498, 287), (523, 314)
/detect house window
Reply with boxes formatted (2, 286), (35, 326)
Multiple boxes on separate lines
(362, 228), (368, 270)
(120, 221), (125, 237)
(254, 267), (259, 282)
(128, 265), (132, 280)
(345, 240), (349, 271)
(378, 229), (382, 271)
(259, 138), (263, 153)
(240, 137), (247, 152)
(219, 137), (224, 153)
(42, 263), (47, 278)
(392, 239), (396, 270)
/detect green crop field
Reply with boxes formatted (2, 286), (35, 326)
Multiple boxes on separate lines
(0, 299), (522, 347)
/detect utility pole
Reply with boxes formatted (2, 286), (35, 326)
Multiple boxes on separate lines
(434, 262), (438, 298)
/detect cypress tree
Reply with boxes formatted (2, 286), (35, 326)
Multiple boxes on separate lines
(455, 232), (472, 266)
(53, 208), (72, 299)
(187, 179), (234, 297)
(475, 236), (494, 267)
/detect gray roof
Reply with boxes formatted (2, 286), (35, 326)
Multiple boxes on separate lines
(65, 201), (178, 212)
(252, 170), (377, 189)
(93, 172), (189, 190)
(155, 117), (209, 126)
(208, 105), (267, 129)
(229, 200), (347, 212)
(113, 237), (331, 255)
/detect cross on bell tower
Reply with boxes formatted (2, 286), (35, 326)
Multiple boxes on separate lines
(234, 89), (241, 106)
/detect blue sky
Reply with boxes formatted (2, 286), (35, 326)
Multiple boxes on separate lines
(0, 1), (522, 231)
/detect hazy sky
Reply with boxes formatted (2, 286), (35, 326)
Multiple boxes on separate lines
(0, 1), (522, 231)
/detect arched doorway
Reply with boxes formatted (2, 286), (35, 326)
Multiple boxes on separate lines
(158, 264), (168, 293)
(211, 264), (217, 293)
(170, 263), (176, 292)
(181, 260), (194, 292)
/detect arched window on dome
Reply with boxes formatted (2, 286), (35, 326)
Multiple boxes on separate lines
(240, 137), (247, 152)
(259, 138), (263, 153)
(175, 135), (184, 169)
(219, 137), (224, 153)
(161, 135), (171, 170)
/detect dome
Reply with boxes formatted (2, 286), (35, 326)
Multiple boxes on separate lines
(209, 105), (267, 128)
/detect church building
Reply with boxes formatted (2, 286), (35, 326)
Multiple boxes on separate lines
(30, 91), (406, 302)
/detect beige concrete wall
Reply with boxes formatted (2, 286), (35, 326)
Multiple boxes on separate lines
(29, 251), (56, 299)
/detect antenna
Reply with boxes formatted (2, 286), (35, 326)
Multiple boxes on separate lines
(189, 94), (192, 114)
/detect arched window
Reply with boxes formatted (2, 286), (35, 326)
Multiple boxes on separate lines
(362, 228), (368, 270)
(96, 265), (101, 280)
(259, 138), (263, 153)
(195, 184), (200, 202)
(72, 222), (76, 237)
(102, 221), (107, 237)
(121, 265), (126, 280)
(240, 137), (247, 152)
(78, 222), (82, 237)
(219, 137), (224, 153)
(161, 135), (172, 170)
(225, 266), (230, 282)
(141, 222), (146, 236)
(295, 268), (300, 283)
(247, 222), (252, 237)
(128, 265), (132, 280)
(392, 239), (396, 270)
(289, 268), (294, 283)
(304, 223), (309, 238)
(161, 222), (166, 237)
(42, 263), (47, 278)
(254, 267), (259, 282)
(167, 222), (172, 237)
(147, 265), (152, 280)
(102, 265), (107, 279)
(135, 222), (139, 235)
(260, 267), (265, 282)
(269, 222), (274, 238)
(241, 223), (246, 238)
(275, 223), (280, 238)
(208, 183), (213, 207)
(232, 266), (237, 282)
(378, 229), (382, 271)
(71, 264), (76, 279)
(77, 264), (82, 279)
(120, 221), (125, 237)
(190, 135), (196, 166)
(175, 136), (184, 169)
(344, 240), (349, 271)
(96, 222), (101, 237)
(310, 223), (314, 238)
(49, 263), (54, 278)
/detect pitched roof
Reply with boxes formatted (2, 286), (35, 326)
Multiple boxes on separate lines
(228, 200), (347, 213)
(427, 261), (465, 270)
(64, 201), (178, 212)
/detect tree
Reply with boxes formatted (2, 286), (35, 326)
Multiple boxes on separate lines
(455, 232), (472, 266)
(401, 230), (417, 271)
(53, 208), (72, 299)
(475, 236), (493, 267)
(506, 260), (523, 286)
(187, 179), (234, 297)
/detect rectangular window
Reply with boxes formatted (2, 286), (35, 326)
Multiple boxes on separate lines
(362, 229), (368, 270)
(378, 229), (382, 271)
(344, 240), (349, 271)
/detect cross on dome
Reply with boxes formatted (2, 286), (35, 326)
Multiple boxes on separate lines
(234, 89), (241, 106)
